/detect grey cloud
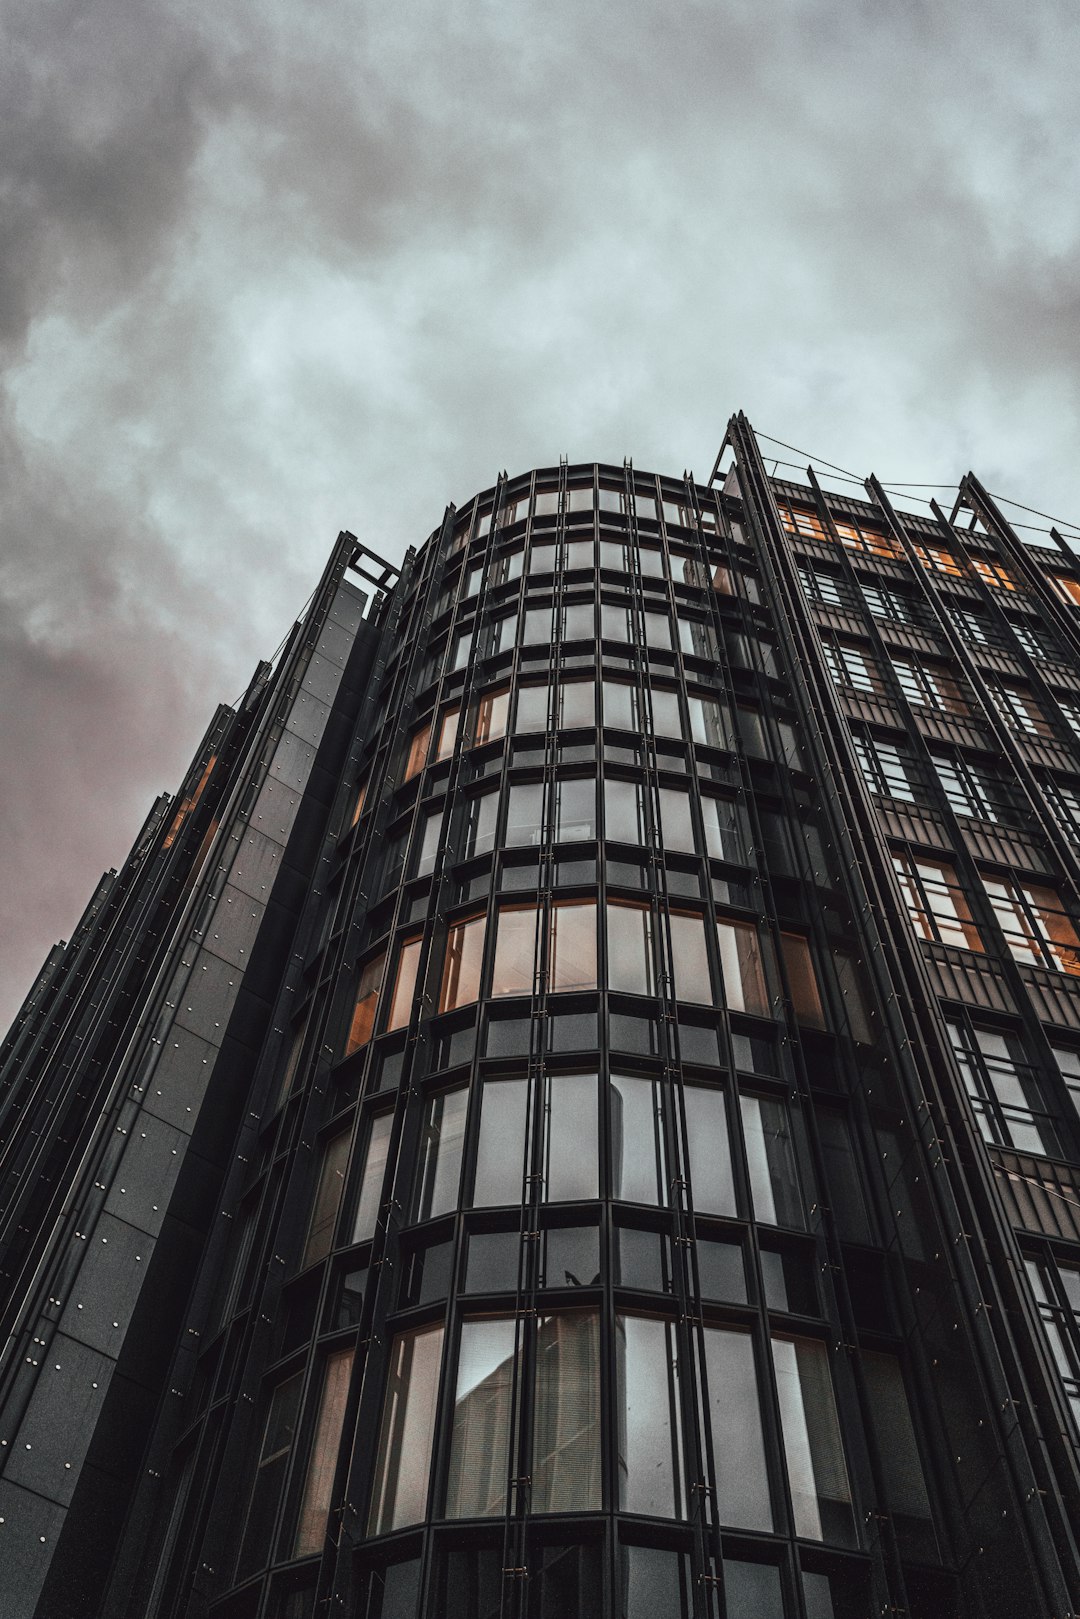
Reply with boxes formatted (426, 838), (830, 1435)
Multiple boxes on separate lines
(3, 0), (1080, 1027)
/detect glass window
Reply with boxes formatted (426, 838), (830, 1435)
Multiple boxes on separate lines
(701, 795), (745, 863)
(491, 613), (517, 656)
(565, 536), (593, 569)
(717, 918), (770, 1016)
(386, 937), (422, 1032)
(506, 781), (545, 847)
(988, 681), (1053, 738)
(983, 876), (1080, 975)
(523, 606), (551, 644)
(451, 628), (473, 671)
(351, 1113), (394, 1244)
(971, 556), (1016, 591)
(725, 1561), (785, 1618)
(347, 951), (386, 1054)
(642, 610), (672, 650)
(368, 1325), (444, 1533)
(771, 1335), (853, 1542)
(861, 1350), (932, 1522)
(892, 853), (983, 952)
(602, 603), (632, 642)
(294, 1348), (354, 1555)
(611, 1074), (667, 1204)
(781, 933), (826, 1028)
(741, 1095), (803, 1227)
(558, 679), (595, 729)
(649, 686), (682, 737)
(852, 731), (919, 804)
(445, 1318), (518, 1518)
(702, 1327), (772, 1531)
(669, 910), (712, 1004)
(514, 682), (549, 734)
(534, 488), (559, 517)
(567, 485), (593, 514)
(236, 1373), (303, 1579)
(440, 913), (486, 1010)
(605, 778), (645, 844)
(620, 1545), (693, 1618)
(1052, 1043), (1080, 1121)
(403, 722), (431, 781)
(413, 1088), (468, 1221)
(684, 1086), (736, 1215)
(603, 680), (638, 730)
(349, 779), (368, 828)
(1025, 1257), (1080, 1432)
(563, 602), (595, 641)
(304, 1130), (350, 1266)
(1052, 575), (1080, 608)
(413, 811), (442, 878)
(550, 900), (598, 991)
(947, 1020), (1059, 1155)
(616, 1315), (684, 1517)
(607, 900), (655, 996)
(555, 777), (596, 841)
(473, 1078), (528, 1206)
(532, 1311), (602, 1512)
(474, 686), (510, 746)
(530, 542), (557, 577)
(492, 904), (539, 997)
(464, 790), (498, 859)
(659, 787), (695, 852)
(688, 693), (730, 750)
(434, 705), (460, 762)
(543, 1072), (599, 1201)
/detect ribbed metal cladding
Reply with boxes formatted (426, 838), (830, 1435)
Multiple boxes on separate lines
(7, 435), (1080, 1619)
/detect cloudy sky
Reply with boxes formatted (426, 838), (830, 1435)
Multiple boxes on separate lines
(3, 0), (1080, 1031)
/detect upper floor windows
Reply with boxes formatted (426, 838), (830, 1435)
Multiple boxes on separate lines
(912, 542), (963, 578)
(944, 600), (1002, 649)
(971, 556), (1018, 592)
(892, 852), (983, 951)
(820, 635), (881, 696)
(859, 579), (927, 629)
(1025, 1257), (1080, 1432)
(986, 680), (1054, 740)
(947, 1020), (1060, 1156)
(797, 562), (852, 612)
(888, 654), (970, 715)
(852, 732), (921, 804)
(982, 876), (1080, 975)
(1051, 574), (1080, 608)
(931, 750), (1017, 825)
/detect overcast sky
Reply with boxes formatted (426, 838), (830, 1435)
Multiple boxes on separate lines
(3, 0), (1080, 1031)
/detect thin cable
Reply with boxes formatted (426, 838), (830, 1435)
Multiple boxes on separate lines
(753, 430), (864, 483)
(988, 492), (1080, 536)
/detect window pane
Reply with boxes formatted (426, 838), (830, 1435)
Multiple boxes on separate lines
(414, 811), (442, 877)
(603, 681), (637, 730)
(544, 1072), (599, 1201)
(607, 901), (654, 995)
(559, 680), (595, 728)
(347, 951), (386, 1054)
(701, 795), (744, 862)
(611, 1074), (667, 1204)
(506, 782), (545, 847)
(294, 1348), (354, 1555)
(368, 1325), (444, 1534)
(475, 687), (510, 746)
(492, 905), (539, 997)
(352, 1113), (394, 1244)
(465, 791), (498, 859)
(742, 1095), (803, 1228)
(862, 1350), (932, 1520)
(684, 1086), (736, 1216)
(659, 788), (695, 852)
(717, 918), (770, 1015)
(649, 686), (682, 737)
(515, 683), (549, 734)
(703, 1327), (772, 1531)
(236, 1373), (303, 1579)
(445, 1319), (518, 1518)
(771, 1335), (853, 1543)
(555, 777), (596, 841)
(386, 937), (422, 1031)
(689, 693), (730, 749)
(404, 722), (431, 780)
(550, 900), (598, 991)
(605, 778), (645, 844)
(473, 1078), (529, 1206)
(725, 1562), (785, 1619)
(563, 602), (595, 641)
(620, 1545), (692, 1619)
(616, 1315), (684, 1517)
(669, 911), (711, 1004)
(532, 1311), (602, 1512)
(304, 1130), (350, 1266)
(434, 706), (460, 761)
(440, 913), (486, 1010)
(781, 933), (825, 1028)
(413, 1088), (468, 1221)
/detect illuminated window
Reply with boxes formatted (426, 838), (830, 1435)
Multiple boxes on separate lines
(403, 721), (431, 781)
(349, 779), (368, 828)
(439, 913), (486, 1011)
(386, 936), (423, 1031)
(971, 556), (1017, 591)
(474, 686), (510, 745)
(716, 918), (770, 1015)
(780, 933), (826, 1028)
(912, 542), (963, 578)
(1051, 575), (1080, 608)
(347, 951), (386, 1053)
(892, 853), (983, 951)
(983, 876), (1080, 974)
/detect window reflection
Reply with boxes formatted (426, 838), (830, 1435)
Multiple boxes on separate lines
(668, 910), (712, 1004)
(659, 788), (695, 853)
(543, 1073), (599, 1201)
(445, 1319), (518, 1518)
(702, 1327), (772, 1531)
(474, 686), (510, 746)
(351, 1113), (393, 1244)
(611, 1074), (667, 1204)
(555, 776), (596, 841)
(492, 904), (538, 996)
(605, 777), (646, 844)
(771, 1334), (853, 1542)
(616, 1315), (684, 1516)
(506, 782), (545, 847)
(741, 1095), (803, 1228)
(532, 1311), (602, 1512)
(607, 900), (655, 995)
(603, 680), (638, 730)
(386, 936), (422, 1030)
(684, 1086), (736, 1216)
(304, 1130), (350, 1266)
(473, 1078), (528, 1206)
(347, 951), (386, 1054)
(413, 1088), (467, 1221)
(717, 918), (770, 1015)
(440, 913), (486, 1011)
(550, 900), (598, 991)
(294, 1347), (354, 1555)
(368, 1325), (444, 1534)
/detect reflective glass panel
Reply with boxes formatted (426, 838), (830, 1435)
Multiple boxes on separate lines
(684, 1085), (736, 1216)
(413, 1088), (468, 1222)
(616, 1315), (684, 1517)
(492, 905), (538, 997)
(532, 1311), (602, 1512)
(543, 1072), (599, 1201)
(607, 901), (655, 996)
(741, 1095), (803, 1228)
(352, 1112), (394, 1244)
(368, 1325), (444, 1533)
(473, 1078), (529, 1206)
(703, 1327), (772, 1531)
(669, 911), (712, 1004)
(550, 900), (598, 992)
(611, 1074), (667, 1204)
(294, 1347), (354, 1555)
(771, 1335), (853, 1542)
(445, 1319), (518, 1518)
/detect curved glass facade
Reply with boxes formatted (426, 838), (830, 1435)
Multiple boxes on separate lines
(14, 439), (1080, 1619)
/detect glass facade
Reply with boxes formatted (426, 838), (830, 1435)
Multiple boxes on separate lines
(9, 437), (1080, 1619)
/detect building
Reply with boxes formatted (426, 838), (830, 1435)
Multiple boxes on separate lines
(4, 414), (1080, 1619)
